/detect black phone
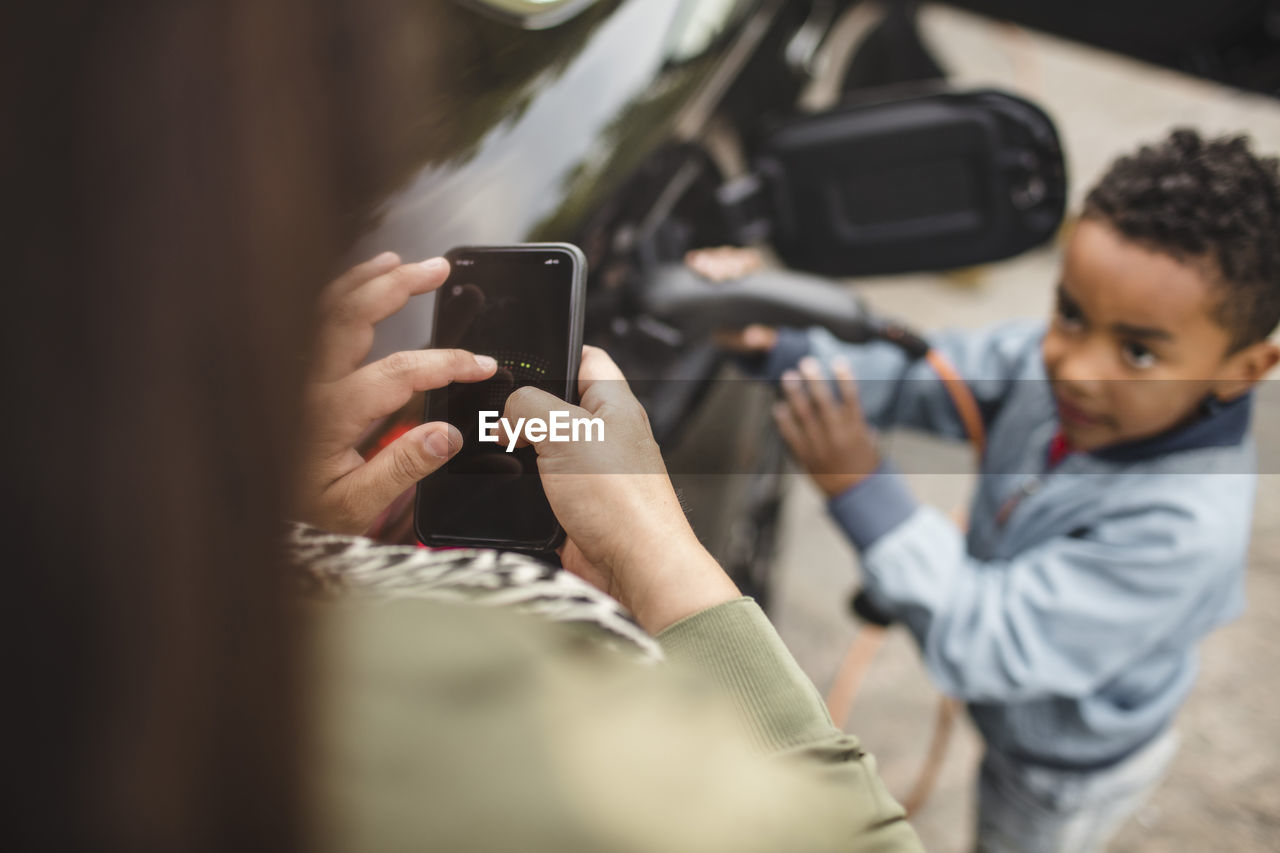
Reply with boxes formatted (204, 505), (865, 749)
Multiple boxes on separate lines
(414, 243), (586, 553)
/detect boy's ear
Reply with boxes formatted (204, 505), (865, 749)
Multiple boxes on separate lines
(1213, 339), (1280, 401)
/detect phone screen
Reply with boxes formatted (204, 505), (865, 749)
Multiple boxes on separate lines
(415, 244), (584, 550)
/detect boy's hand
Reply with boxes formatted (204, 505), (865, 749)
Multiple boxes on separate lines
(685, 245), (765, 282)
(684, 247), (779, 354)
(774, 356), (880, 498)
(713, 324), (779, 353)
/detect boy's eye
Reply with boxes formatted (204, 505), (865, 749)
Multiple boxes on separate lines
(1055, 295), (1084, 329)
(1122, 341), (1156, 369)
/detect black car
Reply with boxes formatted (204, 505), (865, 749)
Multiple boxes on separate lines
(356, 0), (1069, 603)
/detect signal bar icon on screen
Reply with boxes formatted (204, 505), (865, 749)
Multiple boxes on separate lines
(545, 259), (559, 264)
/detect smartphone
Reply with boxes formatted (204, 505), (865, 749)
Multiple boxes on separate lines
(414, 243), (586, 553)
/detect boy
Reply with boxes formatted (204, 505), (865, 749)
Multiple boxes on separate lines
(718, 129), (1280, 851)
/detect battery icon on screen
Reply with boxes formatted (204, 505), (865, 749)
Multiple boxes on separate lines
(545, 259), (558, 264)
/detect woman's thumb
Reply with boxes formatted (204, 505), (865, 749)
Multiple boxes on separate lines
(336, 422), (462, 529)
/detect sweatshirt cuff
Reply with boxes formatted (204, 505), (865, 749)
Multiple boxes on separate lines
(732, 327), (812, 382)
(828, 462), (919, 552)
(657, 597), (835, 752)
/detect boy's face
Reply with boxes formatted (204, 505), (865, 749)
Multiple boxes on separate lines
(1041, 219), (1275, 451)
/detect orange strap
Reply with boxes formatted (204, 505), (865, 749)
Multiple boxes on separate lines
(900, 697), (961, 815)
(824, 625), (887, 730)
(925, 349), (987, 456)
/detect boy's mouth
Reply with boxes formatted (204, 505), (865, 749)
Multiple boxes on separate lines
(1053, 393), (1108, 429)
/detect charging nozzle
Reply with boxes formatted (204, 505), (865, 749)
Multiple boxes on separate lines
(638, 262), (937, 360)
(638, 263), (875, 343)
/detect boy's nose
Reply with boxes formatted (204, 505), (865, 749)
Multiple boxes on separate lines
(1050, 342), (1109, 397)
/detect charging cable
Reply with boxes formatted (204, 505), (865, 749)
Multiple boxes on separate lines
(822, 327), (986, 816)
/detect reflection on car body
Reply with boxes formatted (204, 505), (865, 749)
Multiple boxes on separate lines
(358, 0), (1066, 604)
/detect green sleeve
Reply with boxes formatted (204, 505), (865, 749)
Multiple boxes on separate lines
(319, 597), (922, 853)
(660, 597), (924, 853)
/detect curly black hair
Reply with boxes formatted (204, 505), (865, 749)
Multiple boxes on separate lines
(1083, 128), (1280, 350)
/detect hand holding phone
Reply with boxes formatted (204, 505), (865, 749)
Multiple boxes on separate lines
(503, 346), (738, 632)
(415, 243), (586, 552)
